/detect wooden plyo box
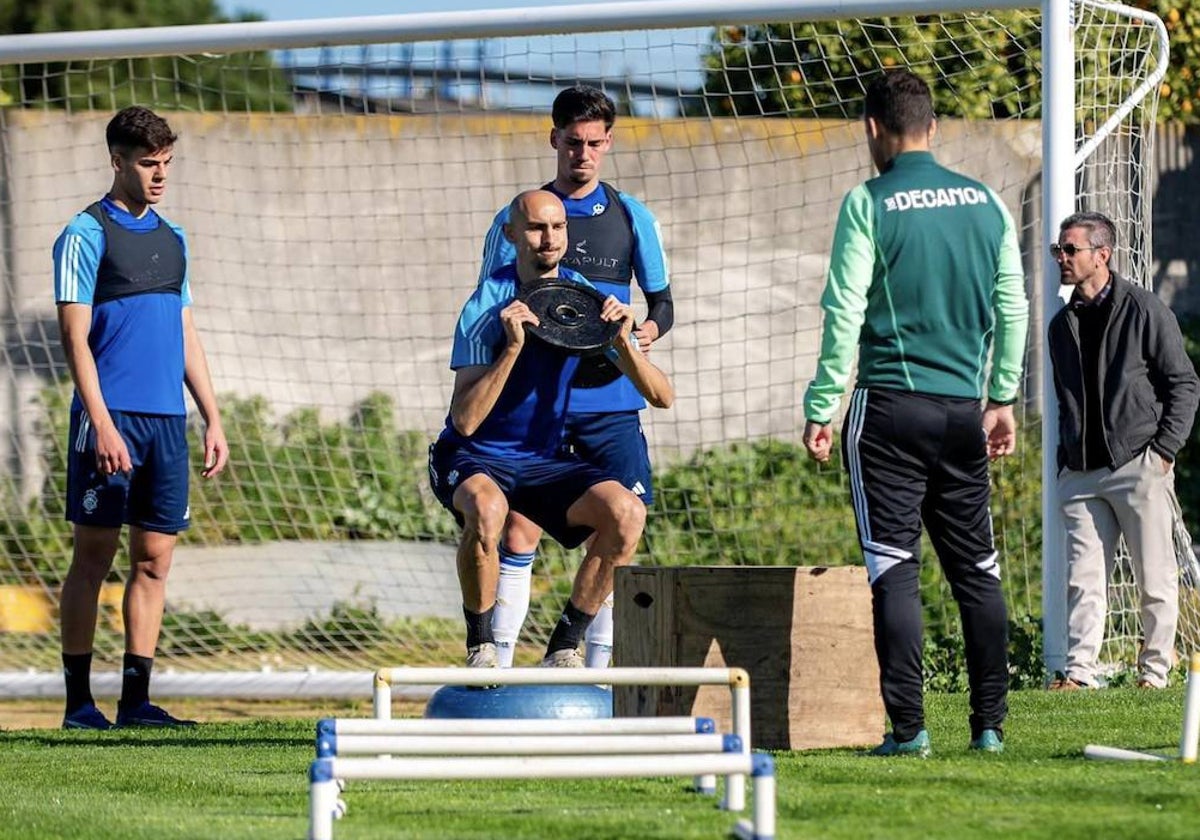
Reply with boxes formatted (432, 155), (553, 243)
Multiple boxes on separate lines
(613, 565), (883, 750)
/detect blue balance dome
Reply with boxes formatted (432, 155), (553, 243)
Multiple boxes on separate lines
(425, 683), (613, 720)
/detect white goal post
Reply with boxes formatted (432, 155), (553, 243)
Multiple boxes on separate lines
(0, 0), (1173, 696)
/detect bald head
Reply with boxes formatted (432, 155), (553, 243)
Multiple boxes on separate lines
(508, 189), (563, 227)
(504, 189), (569, 280)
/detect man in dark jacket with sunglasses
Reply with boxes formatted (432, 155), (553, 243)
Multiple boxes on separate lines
(1047, 210), (1199, 691)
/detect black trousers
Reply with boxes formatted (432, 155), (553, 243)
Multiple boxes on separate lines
(842, 388), (1008, 741)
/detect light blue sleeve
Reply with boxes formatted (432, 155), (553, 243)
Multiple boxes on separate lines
(53, 214), (104, 304)
(165, 219), (193, 306)
(620, 193), (669, 293)
(450, 282), (507, 369)
(477, 207), (515, 284)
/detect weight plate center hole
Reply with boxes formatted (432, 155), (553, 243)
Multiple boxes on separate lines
(552, 303), (585, 326)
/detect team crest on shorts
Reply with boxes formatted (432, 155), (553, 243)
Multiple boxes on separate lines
(447, 469), (460, 486)
(82, 489), (99, 514)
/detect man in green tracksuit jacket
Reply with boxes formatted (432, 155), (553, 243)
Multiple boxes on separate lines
(802, 70), (1029, 757)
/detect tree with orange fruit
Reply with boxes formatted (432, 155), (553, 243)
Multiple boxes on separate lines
(697, 6), (1197, 124)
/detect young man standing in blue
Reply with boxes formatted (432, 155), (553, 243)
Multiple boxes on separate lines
(477, 86), (673, 668)
(431, 189), (673, 668)
(54, 106), (228, 729)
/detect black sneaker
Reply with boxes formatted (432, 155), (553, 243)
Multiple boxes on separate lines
(115, 701), (197, 728)
(62, 703), (113, 731)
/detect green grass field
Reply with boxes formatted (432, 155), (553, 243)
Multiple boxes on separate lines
(3, 687), (1199, 840)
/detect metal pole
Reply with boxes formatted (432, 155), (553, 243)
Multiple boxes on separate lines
(1040, 0), (1075, 680)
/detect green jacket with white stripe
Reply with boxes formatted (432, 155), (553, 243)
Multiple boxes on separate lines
(803, 150), (1029, 425)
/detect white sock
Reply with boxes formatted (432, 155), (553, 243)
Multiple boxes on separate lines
(493, 545), (535, 667)
(584, 592), (614, 668)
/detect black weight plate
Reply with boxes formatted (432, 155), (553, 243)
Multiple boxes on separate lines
(518, 281), (620, 356)
(572, 320), (637, 389)
(572, 354), (623, 389)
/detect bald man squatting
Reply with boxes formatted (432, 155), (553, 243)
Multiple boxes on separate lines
(428, 190), (674, 668)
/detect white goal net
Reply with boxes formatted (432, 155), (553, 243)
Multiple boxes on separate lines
(0, 0), (1180, 694)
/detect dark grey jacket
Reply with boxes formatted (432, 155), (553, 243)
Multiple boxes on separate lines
(1048, 274), (1199, 471)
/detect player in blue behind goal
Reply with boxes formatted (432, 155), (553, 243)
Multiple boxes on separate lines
(476, 86), (674, 668)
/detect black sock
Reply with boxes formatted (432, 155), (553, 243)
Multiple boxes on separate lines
(464, 605), (495, 649)
(119, 653), (154, 710)
(62, 652), (94, 714)
(546, 600), (595, 655)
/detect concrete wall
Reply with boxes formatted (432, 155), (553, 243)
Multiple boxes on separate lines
(1152, 122), (1200, 313)
(0, 110), (1047, 490)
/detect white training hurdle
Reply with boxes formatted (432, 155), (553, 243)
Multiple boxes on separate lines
(373, 666), (752, 808)
(321, 732), (740, 755)
(308, 750), (776, 840)
(306, 666), (771, 839)
(319, 714), (725, 793)
(323, 715), (717, 736)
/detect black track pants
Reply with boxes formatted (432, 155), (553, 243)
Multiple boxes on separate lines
(842, 387), (1008, 741)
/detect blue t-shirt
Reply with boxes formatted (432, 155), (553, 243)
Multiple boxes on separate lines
(440, 264), (599, 459)
(478, 183), (668, 414)
(53, 196), (192, 415)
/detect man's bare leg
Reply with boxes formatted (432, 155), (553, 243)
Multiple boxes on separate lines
(118, 526), (177, 716)
(541, 482), (645, 666)
(453, 474), (510, 667)
(61, 524), (121, 719)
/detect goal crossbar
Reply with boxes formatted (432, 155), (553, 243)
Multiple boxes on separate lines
(0, 0), (1033, 63)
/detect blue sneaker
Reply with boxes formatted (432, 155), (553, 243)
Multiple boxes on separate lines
(870, 729), (931, 758)
(62, 703), (113, 731)
(969, 729), (1004, 753)
(115, 701), (197, 728)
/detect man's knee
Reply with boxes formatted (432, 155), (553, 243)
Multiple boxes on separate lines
(68, 526), (121, 580)
(128, 529), (178, 581)
(461, 488), (509, 550)
(130, 554), (174, 584)
(502, 513), (543, 554)
(600, 490), (646, 554)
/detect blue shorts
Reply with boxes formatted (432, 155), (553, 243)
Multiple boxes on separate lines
(66, 410), (190, 533)
(428, 440), (615, 549)
(564, 411), (653, 505)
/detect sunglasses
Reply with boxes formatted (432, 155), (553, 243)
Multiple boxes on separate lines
(1050, 243), (1099, 258)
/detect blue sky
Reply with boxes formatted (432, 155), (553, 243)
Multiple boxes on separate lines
(216, 0), (710, 114)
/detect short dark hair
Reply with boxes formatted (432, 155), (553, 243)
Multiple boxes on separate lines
(551, 86), (616, 131)
(106, 106), (177, 156)
(1059, 211), (1116, 249)
(863, 71), (934, 138)
(1060, 211), (1116, 263)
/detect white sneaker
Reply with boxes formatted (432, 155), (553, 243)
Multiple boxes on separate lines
(539, 648), (585, 668)
(466, 642), (498, 668)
